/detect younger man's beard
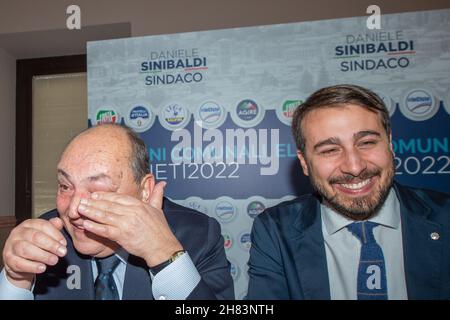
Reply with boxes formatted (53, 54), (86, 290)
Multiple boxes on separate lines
(309, 158), (395, 221)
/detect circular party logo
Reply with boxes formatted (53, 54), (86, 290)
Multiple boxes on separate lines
(228, 258), (240, 281)
(231, 99), (265, 128)
(246, 200), (266, 219)
(159, 102), (191, 130)
(214, 197), (237, 223)
(444, 91), (450, 116)
(399, 89), (438, 121)
(125, 103), (154, 132)
(195, 101), (227, 129)
(276, 98), (303, 125)
(183, 196), (208, 215)
(239, 231), (252, 251)
(237, 99), (258, 121)
(95, 108), (121, 125)
(245, 196), (267, 219)
(222, 231), (233, 250)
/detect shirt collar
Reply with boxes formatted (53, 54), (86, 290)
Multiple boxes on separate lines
(92, 248), (129, 265)
(114, 248), (129, 265)
(321, 187), (400, 235)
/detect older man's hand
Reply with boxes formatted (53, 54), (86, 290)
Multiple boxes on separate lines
(2, 217), (67, 289)
(77, 181), (183, 267)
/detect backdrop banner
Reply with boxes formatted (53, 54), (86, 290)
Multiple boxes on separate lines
(87, 8), (450, 299)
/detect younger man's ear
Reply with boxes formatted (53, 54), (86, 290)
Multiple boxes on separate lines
(297, 151), (310, 177)
(389, 133), (395, 156)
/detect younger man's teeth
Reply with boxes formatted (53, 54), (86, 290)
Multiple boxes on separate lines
(341, 179), (370, 190)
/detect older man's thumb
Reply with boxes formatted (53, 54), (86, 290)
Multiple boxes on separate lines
(149, 181), (166, 209)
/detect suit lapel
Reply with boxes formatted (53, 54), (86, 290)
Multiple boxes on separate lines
(122, 255), (154, 300)
(291, 196), (331, 299)
(65, 248), (95, 299)
(395, 184), (443, 299)
(36, 231), (95, 299)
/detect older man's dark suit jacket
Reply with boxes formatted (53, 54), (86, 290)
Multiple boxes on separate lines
(33, 198), (234, 300)
(247, 183), (450, 299)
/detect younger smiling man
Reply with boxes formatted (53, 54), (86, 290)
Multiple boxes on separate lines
(247, 84), (450, 300)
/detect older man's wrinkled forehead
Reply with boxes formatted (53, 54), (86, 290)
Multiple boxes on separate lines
(58, 125), (133, 186)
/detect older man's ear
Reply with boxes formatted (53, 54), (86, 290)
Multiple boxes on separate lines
(140, 174), (155, 203)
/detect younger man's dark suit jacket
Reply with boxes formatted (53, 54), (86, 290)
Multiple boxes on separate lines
(247, 183), (450, 300)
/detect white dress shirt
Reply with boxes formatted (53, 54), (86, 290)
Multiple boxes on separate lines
(321, 188), (408, 300)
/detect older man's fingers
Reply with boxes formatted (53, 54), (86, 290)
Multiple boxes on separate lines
(89, 192), (137, 206)
(5, 254), (47, 275)
(77, 203), (124, 227)
(48, 217), (67, 246)
(82, 219), (121, 241)
(13, 240), (61, 266)
(21, 228), (67, 258)
(22, 219), (67, 247)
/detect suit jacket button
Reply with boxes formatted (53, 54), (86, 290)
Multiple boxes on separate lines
(430, 232), (440, 240)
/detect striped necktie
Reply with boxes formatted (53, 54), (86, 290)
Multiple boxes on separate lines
(94, 255), (121, 300)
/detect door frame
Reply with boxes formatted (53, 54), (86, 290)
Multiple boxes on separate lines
(15, 54), (86, 223)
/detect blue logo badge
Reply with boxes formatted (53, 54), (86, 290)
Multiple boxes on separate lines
(236, 99), (259, 122)
(400, 89), (438, 121)
(125, 104), (154, 132)
(247, 201), (266, 219)
(215, 200), (236, 223)
(239, 231), (252, 250)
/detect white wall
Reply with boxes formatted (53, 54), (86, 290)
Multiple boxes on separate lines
(0, 48), (15, 216)
(1, 0), (450, 36)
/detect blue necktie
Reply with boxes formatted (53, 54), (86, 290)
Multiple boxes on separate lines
(347, 221), (388, 300)
(94, 255), (120, 300)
